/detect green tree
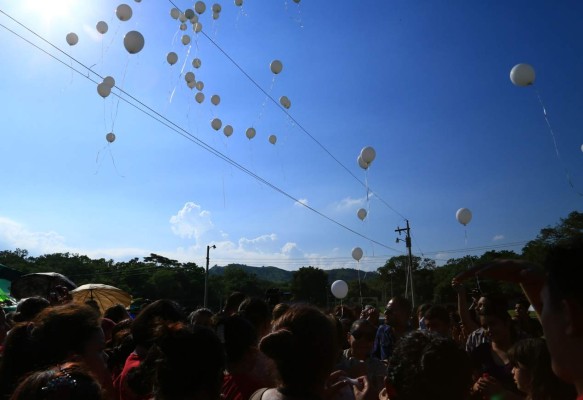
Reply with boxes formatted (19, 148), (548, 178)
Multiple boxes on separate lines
(291, 266), (328, 306)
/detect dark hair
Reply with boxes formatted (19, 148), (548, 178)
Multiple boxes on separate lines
(508, 338), (576, 400)
(259, 304), (337, 390)
(9, 363), (103, 400)
(103, 304), (130, 324)
(544, 240), (583, 308)
(238, 297), (271, 334)
(389, 296), (412, 314)
(417, 303), (432, 315)
(13, 297), (50, 323)
(424, 305), (450, 325)
(349, 319), (377, 338)
(224, 292), (247, 314)
(187, 308), (213, 327)
(130, 299), (184, 347)
(386, 331), (471, 400)
(219, 315), (258, 365)
(272, 303), (290, 321)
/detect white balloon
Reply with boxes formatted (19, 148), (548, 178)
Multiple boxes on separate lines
(270, 60), (283, 74)
(211, 95), (220, 105)
(103, 76), (115, 88)
(184, 9), (195, 19)
(269, 135), (277, 145)
(185, 72), (195, 83)
(212, 3), (222, 12)
(352, 247), (363, 261)
(246, 127), (256, 140)
(223, 125), (233, 137)
(116, 4), (133, 21)
(96, 21), (108, 34)
(192, 58), (202, 68)
(181, 34), (191, 45)
(66, 32), (78, 46)
(193, 22), (203, 33)
(357, 155), (369, 170)
(357, 208), (367, 221)
(187, 80), (196, 89)
(180, 23), (187, 31)
(293, 0), (301, 3)
(211, 118), (222, 131)
(190, 15), (199, 24)
(279, 96), (291, 109)
(581, 144), (583, 153)
(195, 81), (204, 91)
(179, 13), (187, 23)
(170, 7), (180, 19)
(195, 1), (206, 14)
(510, 64), (535, 87)
(195, 92), (205, 103)
(212, 11), (220, 20)
(235, 0), (243, 6)
(331, 280), (348, 299)
(97, 82), (111, 98)
(106, 132), (116, 143)
(123, 31), (144, 54)
(167, 52), (178, 65)
(360, 146), (376, 164)
(456, 208), (472, 226)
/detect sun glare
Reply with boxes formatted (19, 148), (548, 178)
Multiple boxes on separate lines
(22, 0), (75, 23)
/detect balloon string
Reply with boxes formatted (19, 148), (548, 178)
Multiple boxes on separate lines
(534, 88), (583, 196)
(107, 144), (125, 178)
(357, 260), (363, 309)
(255, 76), (276, 124)
(111, 56), (130, 131)
(464, 228), (468, 247)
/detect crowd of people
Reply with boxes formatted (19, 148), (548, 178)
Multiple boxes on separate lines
(0, 239), (581, 400)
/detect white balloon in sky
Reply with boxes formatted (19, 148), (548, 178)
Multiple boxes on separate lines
(97, 82), (111, 98)
(181, 34), (191, 45)
(66, 32), (78, 46)
(456, 208), (472, 226)
(178, 13), (187, 23)
(581, 144), (583, 153)
(270, 59), (283, 74)
(195, 92), (205, 103)
(510, 64), (535, 87)
(116, 4), (133, 21)
(195, 81), (204, 91)
(185, 72), (195, 83)
(167, 52), (178, 65)
(235, 0), (243, 6)
(212, 11), (220, 20)
(103, 76), (115, 88)
(170, 8), (180, 19)
(190, 15), (199, 24)
(331, 280), (348, 299)
(357, 208), (367, 221)
(223, 125), (233, 137)
(246, 127), (256, 140)
(192, 58), (202, 68)
(193, 22), (203, 33)
(187, 80), (196, 89)
(96, 21), (108, 34)
(211, 118), (222, 131)
(180, 23), (187, 31)
(352, 247), (363, 261)
(184, 9), (195, 19)
(357, 155), (369, 170)
(212, 3), (222, 12)
(360, 146), (376, 164)
(268, 135), (277, 145)
(195, 1), (206, 14)
(211, 95), (221, 105)
(106, 132), (116, 143)
(123, 31), (144, 54)
(279, 96), (291, 109)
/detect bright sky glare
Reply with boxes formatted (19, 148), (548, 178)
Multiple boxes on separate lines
(0, 0), (581, 271)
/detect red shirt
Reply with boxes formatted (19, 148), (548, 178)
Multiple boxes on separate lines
(222, 372), (264, 400)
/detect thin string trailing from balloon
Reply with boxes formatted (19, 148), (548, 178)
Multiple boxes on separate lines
(255, 76), (276, 125)
(534, 88), (583, 196)
(94, 144), (124, 177)
(111, 56), (131, 131)
(356, 260), (363, 309)
(170, 44), (192, 104)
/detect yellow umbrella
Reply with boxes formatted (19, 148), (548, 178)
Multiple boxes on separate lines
(70, 284), (132, 314)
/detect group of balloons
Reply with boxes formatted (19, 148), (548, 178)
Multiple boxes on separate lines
(357, 146), (376, 170)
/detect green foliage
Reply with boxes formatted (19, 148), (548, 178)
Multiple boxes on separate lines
(291, 266), (328, 306)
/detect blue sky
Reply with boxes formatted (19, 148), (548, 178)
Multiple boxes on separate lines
(0, 0), (581, 272)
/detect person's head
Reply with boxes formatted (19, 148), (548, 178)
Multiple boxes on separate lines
(84, 300), (100, 314)
(260, 304), (337, 391)
(271, 303), (290, 322)
(223, 292), (247, 315)
(508, 338), (576, 400)
(9, 362), (104, 400)
(424, 305), (450, 337)
(384, 296), (411, 327)
(130, 299), (185, 348)
(385, 331), (472, 400)
(238, 297), (271, 338)
(540, 240), (583, 386)
(479, 304), (513, 345)
(347, 319), (377, 360)
(219, 315), (259, 370)
(13, 297), (50, 323)
(416, 303), (432, 321)
(103, 304), (131, 324)
(514, 300), (530, 320)
(188, 308), (213, 328)
(151, 323), (225, 400)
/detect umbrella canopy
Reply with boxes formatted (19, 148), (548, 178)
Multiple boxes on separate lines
(10, 272), (77, 300)
(70, 284), (132, 314)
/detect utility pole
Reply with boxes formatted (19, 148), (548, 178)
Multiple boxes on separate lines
(204, 244), (216, 308)
(395, 220), (415, 309)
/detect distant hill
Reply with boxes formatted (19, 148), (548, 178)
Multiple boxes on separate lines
(209, 264), (378, 283)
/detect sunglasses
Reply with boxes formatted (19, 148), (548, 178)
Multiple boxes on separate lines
(350, 330), (376, 341)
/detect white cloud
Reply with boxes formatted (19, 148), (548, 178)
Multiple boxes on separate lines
(492, 235), (505, 241)
(0, 217), (67, 254)
(294, 198), (309, 207)
(334, 196), (365, 211)
(238, 234), (277, 249)
(169, 202), (213, 242)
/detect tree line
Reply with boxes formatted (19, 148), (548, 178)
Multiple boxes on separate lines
(1, 211), (581, 311)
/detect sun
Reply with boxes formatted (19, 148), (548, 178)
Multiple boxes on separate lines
(22, 0), (75, 24)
